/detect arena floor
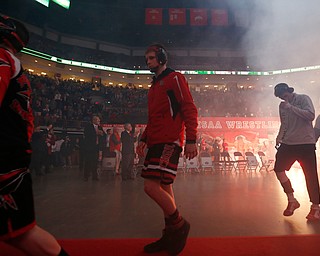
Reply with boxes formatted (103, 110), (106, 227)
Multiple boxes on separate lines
(32, 163), (320, 240)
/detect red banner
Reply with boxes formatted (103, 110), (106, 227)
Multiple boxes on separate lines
(169, 8), (186, 25)
(145, 8), (163, 25)
(103, 117), (280, 142)
(102, 117), (280, 157)
(190, 8), (208, 26)
(211, 9), (228, 26)
(198, 117), (280, 156)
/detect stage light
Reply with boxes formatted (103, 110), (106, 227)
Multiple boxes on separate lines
(35, 0), (49, 7)
(52, 0), (70, 10)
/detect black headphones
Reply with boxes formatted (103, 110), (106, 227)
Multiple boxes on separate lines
(156, 46), (168, 65)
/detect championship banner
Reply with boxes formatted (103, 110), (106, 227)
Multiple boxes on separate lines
(145, 8), (163, 25)
(211, 9), (229, 26)
(169, 8), (186, 25)
(190, 8), (208, 26)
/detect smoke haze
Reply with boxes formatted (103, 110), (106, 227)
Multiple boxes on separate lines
(228, 0), (320, 109)
(239, 0), (320, 71)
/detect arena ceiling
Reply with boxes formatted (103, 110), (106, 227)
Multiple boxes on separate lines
(3, 0), (320, 100)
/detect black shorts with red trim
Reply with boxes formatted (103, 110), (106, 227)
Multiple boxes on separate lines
(141, 143), (182, 185)
(0, 171), (36, 240)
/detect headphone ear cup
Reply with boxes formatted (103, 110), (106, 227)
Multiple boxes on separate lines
(156, 48), (167, 65)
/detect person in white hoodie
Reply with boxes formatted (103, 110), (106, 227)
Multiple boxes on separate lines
(315, 114), (320, 142)
(274, 83), (320, 221)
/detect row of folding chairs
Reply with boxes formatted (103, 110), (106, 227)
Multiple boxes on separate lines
(178, 151), (274, 173)
(241, 151), (274, 172)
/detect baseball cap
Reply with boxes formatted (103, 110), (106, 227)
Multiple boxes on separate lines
(274, 83), (294, 97)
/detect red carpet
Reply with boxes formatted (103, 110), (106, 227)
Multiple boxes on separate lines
(1, 235), (319, 256)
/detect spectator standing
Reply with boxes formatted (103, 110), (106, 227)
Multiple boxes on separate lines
(43, 123), (55, 173)
(83, 115), (104, 181)
(103, 128), (112, 156)
(121, 123), (137, 180)
(53, 135), (65, 167)
(212, 138), (221, 162)
(60, 135), (73, 167)
(110, 127), (122, 175)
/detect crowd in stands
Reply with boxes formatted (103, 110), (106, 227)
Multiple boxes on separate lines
(28, 72), (278, 130)
(28, 72), (148, 128)
(192, 86), (278, 118)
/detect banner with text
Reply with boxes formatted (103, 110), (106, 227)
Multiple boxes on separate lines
(190, 8), (208, 26)
(198, 116), (280, 140)
(197, 117), (280, 155)
(211, 9), (228, 26)
(169, 8), (186, 25)
(103, 117), (280, 143)
(145, 8), (163, 25)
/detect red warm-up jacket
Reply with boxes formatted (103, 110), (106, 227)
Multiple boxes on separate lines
(141, 68), (198, 147)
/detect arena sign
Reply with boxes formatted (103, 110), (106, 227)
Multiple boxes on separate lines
(198, 117), (280, 131)
(197, 117), (280, 155)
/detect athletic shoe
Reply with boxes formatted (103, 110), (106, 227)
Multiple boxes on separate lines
(167, 220), (190, 255)
(144, 229), (169, 253)
(306, 206), (320, 221)
(283, 199), (300, 216)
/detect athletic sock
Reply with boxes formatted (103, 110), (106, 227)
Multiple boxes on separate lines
(281, 179), (294, 194)
(287, 193), (296, 202)
(165, 209), (185, 230)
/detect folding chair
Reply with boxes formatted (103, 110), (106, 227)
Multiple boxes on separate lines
(200, 157), (214, 172)
(133, 155), (143, 178)
(258, 151), (274, 172)
(220, 152), (235, 171)
(186, 157), (200, 173)
(233, 151), (248, 172)
(244, 152), (259, 172)
(101, 157), (116, 174)
(199, 152), (214, 172)
(98, 152), (116, 175)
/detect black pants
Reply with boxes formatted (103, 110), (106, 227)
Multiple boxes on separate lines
(83, 147), (99, 180)
(275, 144), (320, 204)
(121, 153), (135, 179)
